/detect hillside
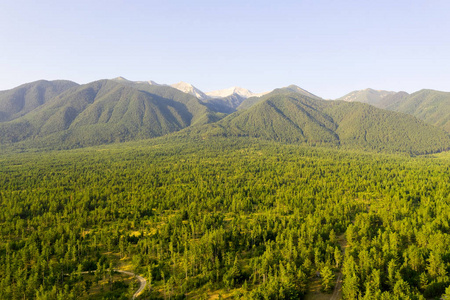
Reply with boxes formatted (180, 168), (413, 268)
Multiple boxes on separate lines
(202, 94), (248, 114)
(1, 79), (449, 154)
(0, 80), (79, 122)
(203, 87), (270, 113)
(337, 88), (396, 107)
(237, 85), (320, 110)
(0, 80), (220, 148)
(110, 78), (223, 125)
(337, 88), (450, 133)
(385, 89), (450, 132)
(185, 91), (450, 154)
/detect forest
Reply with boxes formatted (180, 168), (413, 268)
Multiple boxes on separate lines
(1, 136), (450, 299)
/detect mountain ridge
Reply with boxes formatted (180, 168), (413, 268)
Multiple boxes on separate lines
(337, 88), (450, 133)
(0, 80), (79, 122)
(181, 90), (450, 154)
(1, 78), (449, 155)
(0, 79), (221, 148)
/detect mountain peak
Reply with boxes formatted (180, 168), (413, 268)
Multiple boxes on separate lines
(112, 77), (161, 86)
(206, 87), (253, 98)
(206, 86), (271, 99)
(112, 76), (130, 82)
(284, 85), (321, 99)
(171, 82), (208, 100)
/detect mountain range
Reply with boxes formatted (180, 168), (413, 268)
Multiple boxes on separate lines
(0, 78), (449, 154)
(338, 88), (450, 132)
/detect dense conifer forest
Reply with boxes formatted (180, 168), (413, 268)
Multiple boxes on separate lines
(1, 137), (450, 299)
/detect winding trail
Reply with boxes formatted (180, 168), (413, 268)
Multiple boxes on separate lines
(114, 269), (147, 299)
(330, 272), (342, 300)
(329, 233), (347, 300)
(73, 269), (147, 299)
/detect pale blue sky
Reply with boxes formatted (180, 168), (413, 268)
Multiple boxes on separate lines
(1, 0), (449, 98)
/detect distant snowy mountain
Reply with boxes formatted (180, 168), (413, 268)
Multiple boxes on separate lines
(113, 77), (269, 102)
(171, 81), (209, 100)
(207, 87), (253, 99)
(139, 80), (160, 86)
(202, 87), (270, 113)
(206, 87), (269, 99)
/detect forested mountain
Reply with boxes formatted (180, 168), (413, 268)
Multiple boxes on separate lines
(112, 78), (264, 114)
(237, 85), (320, 110)
(0, 80), (220, 148)
(184, 90), (450, 154)
(338, 88), (450, 133)
(3, 78), (450, 299)
(337, 88), (397, 107)
(384, 89), (450, 132)
(283, 84), (322, 100)
(203, 87), (270, 113)
(0, 80), (79, 122)
(0, 79), (449, 154)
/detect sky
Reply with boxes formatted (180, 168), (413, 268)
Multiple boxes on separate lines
(1, 0), (450, 99)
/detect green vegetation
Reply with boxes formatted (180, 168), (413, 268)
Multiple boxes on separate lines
(336, 88), (396, 107)
(338, 88), (450, 133)
(1, 81), (449, 156)
(0, 80), (78, 122)
(2, 79), (450, 299)
(1, 137), (450, 299)
(0, 80), (221, 148)
(237, 85), (320, 111)
(185, 92), (450, 155)
(385, 89), (450, 133)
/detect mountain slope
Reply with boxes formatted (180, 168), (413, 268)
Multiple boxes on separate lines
(337, 88), (397, 108)
(0, 80), (79, 122)
(110, 78), (224, 125)
(184, 91), (450, 154)
(203, 87), (253, 113)
(0, 80), (220, 147)
(284, 85), (322, 100)
(324, 101), (449, 153)
(337, 88), (450, 133)
(202, 95), (245, 114)
(237, 85), (320, 110)
(385, 89), (450, 132)
(171, 81), (209, 100)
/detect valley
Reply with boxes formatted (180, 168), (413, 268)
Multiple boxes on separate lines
(1, 79), (450, 299)
(1, 136), (450, 299)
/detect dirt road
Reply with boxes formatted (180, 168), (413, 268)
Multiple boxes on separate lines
(330, 272), (342, 300)
(114, 269), (147, 299)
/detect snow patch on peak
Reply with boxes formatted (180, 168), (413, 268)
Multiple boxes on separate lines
(113, 77), (161, 86)
(252, 91), (270, 97)
(206, 87), (253, 98)
(137, 80), (160, 86)
(171, 82), (208, 100)
(206, 87), (269, 99)
(147, 80), (159, 85)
